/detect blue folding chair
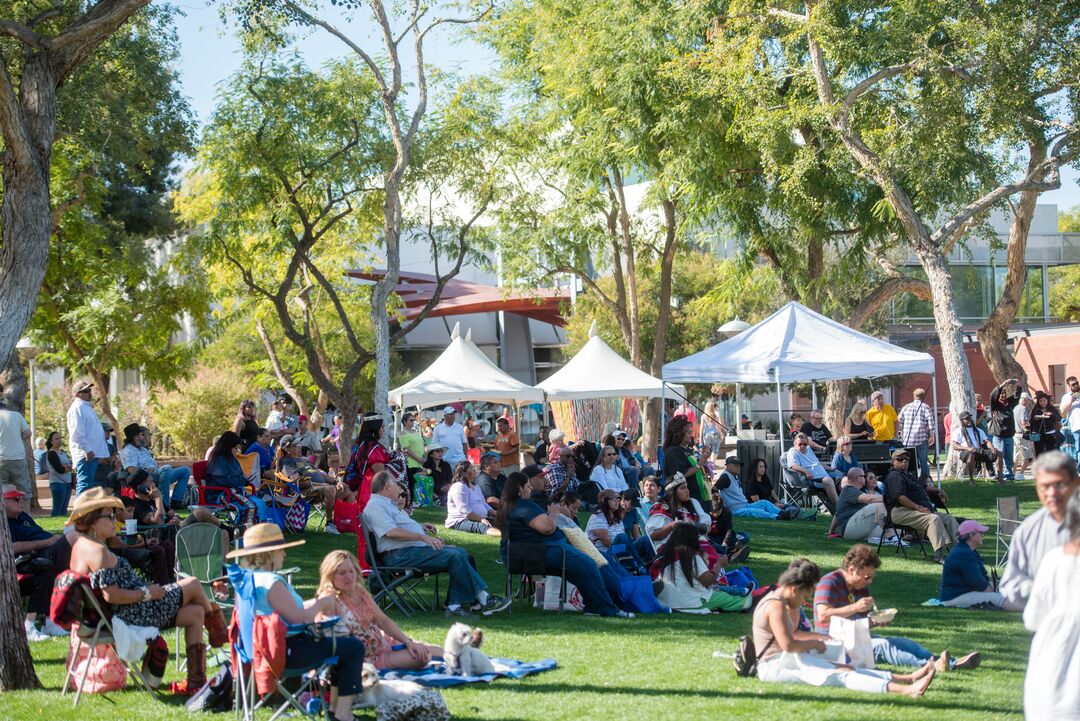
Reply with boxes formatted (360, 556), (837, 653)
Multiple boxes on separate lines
(227, 564), (339, 721)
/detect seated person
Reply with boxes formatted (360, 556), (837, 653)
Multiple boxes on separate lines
(707, 488), (747, 560)
(883, 450), (959, 563)
(800, 410), (835, 452)
(590, 445), (629, 494)
(445, 460), (499, 536)
(228, 524), (364, 720)
(125, 469), (181, 526)
(714, 456), (797, 520)
(120, 423), (191, 510)
(620, 491), (655, 563)
(640, 475), (660, 515)
(814, 545), (980, 671)
(497, 472), (632, 618)
(586, 489), (648, 571)
(785, 433), (840, 512)
(112, 498), (175, 585)
(5, 486), (67, 640)
(317, 549), (442, 669)
(422, 445), (453, 500)
(532, 426), (550, 466)
(834, 468), (901, 545)
(276, 435), (353, 535)
(544, 446), (579, 500)
(476, 452), (506, 508)
(555, 491), (582, 529)
(245, 427), (275, 480)
(607, 430), (645, 495)
(366, 471), (509, 616)
(831, 436), (863, 476)
(653, 522), (749, 613)
(950, 411), (1000, 484)
(756, 558), (937, 696)
(646, 475), (717, 565)
(206, 432), (249, 490)
(940, 521), (1005, 608)
(788, 413), (804, 439)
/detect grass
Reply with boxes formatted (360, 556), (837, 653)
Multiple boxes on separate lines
(2, 479), (1038, 721)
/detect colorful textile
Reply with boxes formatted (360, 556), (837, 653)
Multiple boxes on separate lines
(378, 658), (557, 687)
(550, 399), (639, 444)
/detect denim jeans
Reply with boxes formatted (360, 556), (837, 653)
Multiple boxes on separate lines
(605, 532), (649, 573)
(548, 540), (621, 616)
(871, 635), (935, 667)
(152, 465), (191, 507)
(284, 634), (365, 695)
(383, 544), (486, 608)
(50, 481), (72, 516)
(911, 442), (931, 479)
(74, 457), (100, 496)
(732, 500), (782, 520)
(991, 435), (1014, 479)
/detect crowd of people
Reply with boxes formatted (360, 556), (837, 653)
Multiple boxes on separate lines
(4, 378), (1080, 716)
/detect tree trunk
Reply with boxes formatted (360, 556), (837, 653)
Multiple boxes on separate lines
(255, 319), (308, 415)
(823, 379), (850, 437)
(90, 369), (119, 447)
(917, 247), (975, 420)
(975, 142), (1045, 388)
(643, 198), (681, 465)
(336, 400), (359, 461)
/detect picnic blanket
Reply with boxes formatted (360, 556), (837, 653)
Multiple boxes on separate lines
(379, 658), (557, 688)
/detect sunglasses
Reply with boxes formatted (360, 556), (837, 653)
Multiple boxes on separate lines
(604, 452), (617, 456)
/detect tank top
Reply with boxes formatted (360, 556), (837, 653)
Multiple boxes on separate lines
(847, 419), (872, 437)
(251, 571), (304, 616)
(751, 591), (789, 663)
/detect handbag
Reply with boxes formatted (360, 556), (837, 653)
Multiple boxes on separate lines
(733, 635), (773, 677)
(333, 500), (359, 534)
(987, 411), (1005, 437)
(829, 615), (875, 668)
(283, 497), (310, 534)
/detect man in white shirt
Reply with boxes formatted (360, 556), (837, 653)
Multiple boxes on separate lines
(0, 398), (32, 496)
(120, 423), (191, 509)
(950, 411), (999, 483)
(1059, 376), (1080, 465)
(66, 381), (112, 496)
(785, 433), (840, 511)
(293, 415), (322, 455)
(1000, 451), (1077, 610)
(432, 407), (468, 466)
(265, 396), (296, 441)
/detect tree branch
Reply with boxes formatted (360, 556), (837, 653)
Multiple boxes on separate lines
(47, 0), (150, 82)
(846, 276), (931, 328)
(767, 7), (807, 22)
(0, 20), (45, 48)
(843, 62), (914, 110)
(255, 317), (307, 414)
(0, 53), (34, 171)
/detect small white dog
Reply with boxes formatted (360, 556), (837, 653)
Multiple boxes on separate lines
(357, 663), (449, 721)
(442, 623), (495, 676)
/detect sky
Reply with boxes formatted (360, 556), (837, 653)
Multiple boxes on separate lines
(170, 2), (1080, 216)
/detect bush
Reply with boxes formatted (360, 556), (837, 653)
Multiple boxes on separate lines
(151, 364), (256, 459)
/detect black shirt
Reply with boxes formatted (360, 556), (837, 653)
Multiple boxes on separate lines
(846, 420), (873, 438)
(239, 418), (260, 445)
(883, 469), (932, 513)
(748, 476), (775, 502)
(132, 497), (158, 525)
(423, 458), (452, 494)
(989, 384), (1021, 436)
(800, 421), (833, 448)
(477, 472), (505, 502)
(508, 499), (563, 546)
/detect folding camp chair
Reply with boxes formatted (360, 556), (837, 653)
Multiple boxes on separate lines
(503, 538), (567, 613)
(778, 456), (831, 513)
(228, 564), (338, 721)
(359, 513), (442, 616)
(174, 522), (231, 670)
(876, 511), (930, 559)
(62, 575), (158, 707)
(995, 496), (1023, 568)
(267, 471), (327, 533)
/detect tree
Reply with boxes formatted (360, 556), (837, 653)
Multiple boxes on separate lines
(715, 0), (1079, 424)
(1049, 205), (1080, 321)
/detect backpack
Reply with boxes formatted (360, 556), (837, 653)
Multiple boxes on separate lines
(733, 634), (774, 677)
(36, 451), (49, 476)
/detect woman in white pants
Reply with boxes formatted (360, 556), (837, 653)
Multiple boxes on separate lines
(753, 558), (935, 697)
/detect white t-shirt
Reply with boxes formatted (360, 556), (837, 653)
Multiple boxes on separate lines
(585, 513), (624, 549)
(1059, 392), (1080, 432)
(432, 422), (468, 465)
(954, 425), (987, 449)
(0, 408), (29, 461)
(657, 556), (711, 612)
(590, 464), (628, 492)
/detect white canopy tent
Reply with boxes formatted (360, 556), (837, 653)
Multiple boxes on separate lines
(538, 323), (686, 400)
(662, 302), (940, 479)
(389, 323), (545, 408)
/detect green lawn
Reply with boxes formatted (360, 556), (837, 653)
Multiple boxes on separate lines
(2, 480), (1037, 720)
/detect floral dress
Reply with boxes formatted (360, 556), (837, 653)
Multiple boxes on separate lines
(89, 555), (183, 628)
(328, 591), (391, 667)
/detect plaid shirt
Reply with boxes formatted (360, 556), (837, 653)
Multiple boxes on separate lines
(812, 569), (869, 633)
(544, 461), (578, 497)
(896, 400), (934, 445)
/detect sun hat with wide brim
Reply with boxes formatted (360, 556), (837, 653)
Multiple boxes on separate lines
(68, 487), (124, 524)
(423, 444), (448, 459)
(226, 522), (306, 559)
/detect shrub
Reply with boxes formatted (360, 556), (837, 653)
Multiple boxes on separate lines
(151, 364), (256, 458)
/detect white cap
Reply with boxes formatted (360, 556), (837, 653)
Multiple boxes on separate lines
(443, 406), (456, 415)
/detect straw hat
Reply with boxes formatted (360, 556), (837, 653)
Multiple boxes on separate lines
(226, 523), (305, 559)
(69, 487), (124, 524)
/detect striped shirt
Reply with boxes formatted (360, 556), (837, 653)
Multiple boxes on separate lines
(896, 400), (934, 446)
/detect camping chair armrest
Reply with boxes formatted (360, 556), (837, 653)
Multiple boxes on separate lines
(285, 616), (339, 637)
(196, 484), (235, 505)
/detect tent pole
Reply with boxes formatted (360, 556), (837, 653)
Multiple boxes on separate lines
(811, 382), (817, 411)
(776, 376), (785, 453)
(931, 372), (942, 488)
(392, 408), (402, 450)
(660, 381), (667, 460)
(736, 382), (742, 430)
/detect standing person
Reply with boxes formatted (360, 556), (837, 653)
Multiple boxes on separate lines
(322, 414), (345, 469)
(844, 401), (875, 441)
(988, 379), (1023, 481)
(463, 413), (477, 450)
(432, 407), (468, 467)
(120, 423), (191, 510)
(1014, 392), (1035, 481)
(231, 399), (260, 447)
(672, 400), (698, 438)
(700, 400), (724, 458)
(398, 413), (427, 506)
(866, 391), (897, 442)
(663, 416), (710, 511)
(1000, 451), (1077, 610)
(345, 414), (391, 511)
(896, 389), (936, 481)
(43, 431), (73, 516)
(67, 380), (111, 496)
(0, 396), (32, 497)
(939, 521), (1004, 608)
(493, 416), (520, 474)
(1059, 375), (1080, 464)
(498, 406), (515, 431)
(1029, 391), (1063, 457)
(1023, 488), (1080, 720)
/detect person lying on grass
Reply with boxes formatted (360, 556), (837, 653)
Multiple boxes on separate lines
(813, 544), (980, 671)
(317, 549), (443, 669)
(753, 558), (936, 697)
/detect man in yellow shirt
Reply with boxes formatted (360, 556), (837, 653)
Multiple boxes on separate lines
(867, 391), (898, 442)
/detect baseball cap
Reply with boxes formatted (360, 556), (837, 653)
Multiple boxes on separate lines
(522, 464), (546, 478)
(297, 414), (308, 422)
(280, 434), (298, 447)
(890, 449), (910, 460)
(443, 406), (456, 415)
(958, 520), (989, 536)
(724, 455), (741, 466)
(2, 484), (28, 499)
(612, 429), (629, 440)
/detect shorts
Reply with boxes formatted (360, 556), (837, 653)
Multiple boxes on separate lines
(1014, 434), (1034, 460)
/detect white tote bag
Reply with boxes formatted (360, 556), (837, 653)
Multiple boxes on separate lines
(828, 616), (875, 668)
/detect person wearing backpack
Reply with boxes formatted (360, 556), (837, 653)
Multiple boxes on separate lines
(751, 558), (935, 697)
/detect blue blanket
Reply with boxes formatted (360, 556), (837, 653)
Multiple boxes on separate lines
(379, 658), (557, 688)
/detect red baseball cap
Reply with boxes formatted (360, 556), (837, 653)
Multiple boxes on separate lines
(2, 485), (28, 499)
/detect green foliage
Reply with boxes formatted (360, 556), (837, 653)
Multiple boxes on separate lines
(151, 363), (257, 457)
(1049, 206), (1080, 322)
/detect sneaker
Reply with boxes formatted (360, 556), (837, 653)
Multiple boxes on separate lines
(25, 623), (49, 643)
(953, 651), (982, 670)
(324, 523), (340, 535)
(614, 610), (635, 619)
(867, 535), (883, 545)
(480, 595), (512, 616)
(444, 606), (475, 617)
(42, 619), (68, 637)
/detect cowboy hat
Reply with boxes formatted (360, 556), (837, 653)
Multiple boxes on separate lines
(226, 523), (305, 559)
(69, 487), (124, 524)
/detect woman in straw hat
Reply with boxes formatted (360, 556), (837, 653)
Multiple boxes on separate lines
(228, 524), (366, 721)
(67, 487), (228, 695)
